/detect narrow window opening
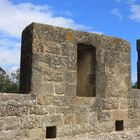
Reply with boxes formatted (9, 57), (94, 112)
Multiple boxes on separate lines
(77, 43), (96, 97)
(46, 126), (56, 139)
(115, 120), (124, 131)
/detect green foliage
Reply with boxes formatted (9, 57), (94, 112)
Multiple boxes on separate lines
(0, 67), (20, 93)
(131, 82), (137, 89)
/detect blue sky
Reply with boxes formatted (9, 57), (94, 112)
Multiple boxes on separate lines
(0, 0), (140, 82)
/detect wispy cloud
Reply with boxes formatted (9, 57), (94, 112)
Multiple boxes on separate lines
(0, 35), (20, 69)
(114, 0), (140, 23)
(0, 46), (20, 67)
(129, 4), (140, 22)
(132, 73), (137, 83)
(110, 8), (123, 20)
(56, 10), (73, 17)
(0, 0), (90, 38)
(115, 0), (136, 4)
(91, 31), (103, 35)
(0, 0), (103, 71)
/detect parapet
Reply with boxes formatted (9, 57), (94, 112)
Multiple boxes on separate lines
(0, 22), (140, 140)
(20, 22), (131, 96)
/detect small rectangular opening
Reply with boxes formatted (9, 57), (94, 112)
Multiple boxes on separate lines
(115, 120), (124, 131)
(46, 126), (56, 139)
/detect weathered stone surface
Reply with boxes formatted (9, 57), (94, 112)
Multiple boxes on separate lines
(29, 105), (55, 115)
(63, 71), (77, 84)
(3, 116), (21, 130)
(42, 69), (63, 82)
(65, 84), (76, 96)
(36, 95), (53, 105)
(38, 114), (64, 127)
(32, 82), (55, 95)
(55, 84), (65, 95)
(1, 23), (140, 140)
(0, 129), (28, 140)
(98, 111), (111, 122)
(28, 128), (45, 139)
(102, 98), (119, 110)
(20, 115), (38, 129)
(63, 114), (76, 125)
(45, 129), (140, 140)
(110, 110), (128, 120)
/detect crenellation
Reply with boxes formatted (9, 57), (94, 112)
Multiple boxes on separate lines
(0, 22), (140, 139)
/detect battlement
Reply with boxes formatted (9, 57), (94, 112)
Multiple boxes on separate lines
(0, 23), (140, 140)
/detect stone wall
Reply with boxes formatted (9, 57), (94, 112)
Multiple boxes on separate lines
(0, 22), (139, 140)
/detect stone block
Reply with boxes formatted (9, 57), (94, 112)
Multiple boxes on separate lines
(124, 120), (140, 129)
(65, 84), (76, 96)
(0, 117), (3, 131)
(55, 106), (72, 115)
(28, 128), (45, 139)
(0, 105), (29, 117)
(128, 110), (138, 119)
(53, 96), (71, 106)
(29, 105), (55, 115)
(67, 53), (77, 70)
(32, 82), (54, 95)
(128, 99), (139, 109)
(98, 111), (111, 122)
(3, 116), (21, 130)
(0, 130), (28, 140)
(70, 97), (96, 107)
(38, 115), (63, 127)
(102, 98), (119, 110)
(42, 69), (63, 82)
(64, 114), (76, 125)
(51, 55), (67, 70)
(75, 112), (97, 125)
(110, 110), (128, 120)
(32, 68), (42, 83)
(119, 99), (128, 109)
(37, 95), (53, 105)
(20, 115), (38, 129)
(63, 71), (77, 84)
(55, 84), (65, 95)
(97, 121), (115, 132)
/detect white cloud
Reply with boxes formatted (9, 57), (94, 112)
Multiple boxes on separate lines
(57, 10), (73, 17)
(129, 4), (140, 22)
(0, 38), (20, 48)
(0, 0), (103, 71)
(0, 0), (89, 38)
(91, 31), (103, 35)
(0, 36), (20, 69)
(10, 66), (19, 73)
(110, 8), (123, 20)
(131, 73), (137, 83)
(0, 0), (92, 70)
(0, 47), (20, 67)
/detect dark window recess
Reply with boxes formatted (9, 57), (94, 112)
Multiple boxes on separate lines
(115, 120), (124, 131)
(77, 43), (96, 97)
(46, 126), (56, 139)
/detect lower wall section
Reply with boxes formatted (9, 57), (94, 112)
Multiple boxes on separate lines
(1, 128), (140, 140)
(0, 89), (140, 140)
(46, 128), (140, 140)
(0, 93), (97, 140)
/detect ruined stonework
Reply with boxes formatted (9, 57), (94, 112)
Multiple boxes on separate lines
(0, 22), (140, 140)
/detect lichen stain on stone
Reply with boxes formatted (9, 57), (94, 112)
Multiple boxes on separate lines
(66, 31), (74, 41)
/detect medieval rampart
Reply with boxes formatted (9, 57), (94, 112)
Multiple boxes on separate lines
(0, 23), (140, 140)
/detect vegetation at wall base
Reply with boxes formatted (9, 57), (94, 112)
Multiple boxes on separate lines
(0, 67), (19, 93)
